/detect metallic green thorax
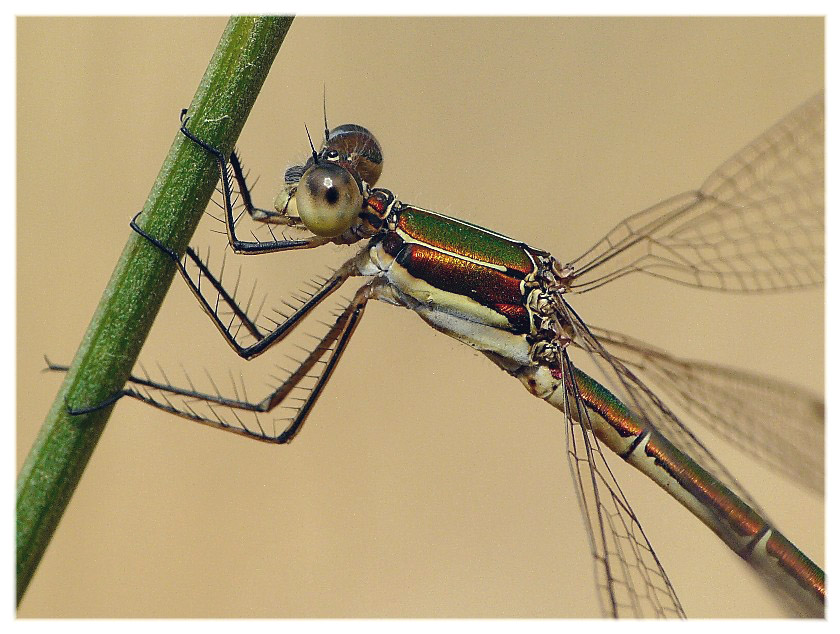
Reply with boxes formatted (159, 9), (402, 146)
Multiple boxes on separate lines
(375, 205), (548, 335)
(396, 207), (541, 275)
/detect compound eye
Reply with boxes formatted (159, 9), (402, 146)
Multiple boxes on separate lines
(295, 163), (363, 237)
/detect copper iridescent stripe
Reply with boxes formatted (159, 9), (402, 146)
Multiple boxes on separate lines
(575, 369), (766, 539)
(643, 433), (767, 539)
(395, 243), (530, 332)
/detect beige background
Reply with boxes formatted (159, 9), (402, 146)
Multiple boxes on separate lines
(17, 17), (823, 617)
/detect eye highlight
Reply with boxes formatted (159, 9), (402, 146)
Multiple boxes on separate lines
(295, 163), (363, 237)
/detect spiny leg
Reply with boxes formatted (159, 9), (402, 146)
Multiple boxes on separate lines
(227, 149), (280, 224)
(130, 214), (363, 360)
(179, 110), (329, 254)
(46, 281), (377, 443)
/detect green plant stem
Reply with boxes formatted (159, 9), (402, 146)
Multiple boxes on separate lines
(16, 15), (294, 606)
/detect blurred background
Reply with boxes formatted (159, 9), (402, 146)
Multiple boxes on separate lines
(17, 17), (823, 617)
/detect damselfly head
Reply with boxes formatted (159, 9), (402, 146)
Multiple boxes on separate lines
(269, 123), (383, 237)
(273, 124), (384, 238)
(294, 161), (364, 237)
(322, 124), (383, 187)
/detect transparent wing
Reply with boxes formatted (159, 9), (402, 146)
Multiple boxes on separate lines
(559, 350), (685, 618)
(567, 93), (823, 293)
(558, 300), (767, 514)
(588, 326), (824, 494)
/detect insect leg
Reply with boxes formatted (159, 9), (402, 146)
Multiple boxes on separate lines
(179, 110), (328, 255)
(46, 280), (378, 443)
(227, 149), (281, 223)
(130, 215), (364, 360)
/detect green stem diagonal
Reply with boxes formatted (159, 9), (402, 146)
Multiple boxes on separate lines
(17, 15), (294, 605)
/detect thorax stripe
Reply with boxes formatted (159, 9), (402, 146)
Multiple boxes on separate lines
(396, 206), (538, 275)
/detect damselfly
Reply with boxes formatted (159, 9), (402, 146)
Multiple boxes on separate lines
(49, 93), (824, 617)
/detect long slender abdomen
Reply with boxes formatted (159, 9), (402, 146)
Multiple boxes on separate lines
(514, 362), (824, 615)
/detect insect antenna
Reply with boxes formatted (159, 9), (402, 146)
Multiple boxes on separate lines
(304, 123), (318, 163)
(323, 85), (330, 142)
